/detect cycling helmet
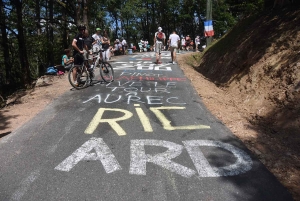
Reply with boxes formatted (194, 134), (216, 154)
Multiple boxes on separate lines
(77, 24), (86, 30)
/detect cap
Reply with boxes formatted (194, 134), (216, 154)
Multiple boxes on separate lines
(116, 39), (120, 42)
(96, 28), (101, 31)
(158, 27), (162, 31)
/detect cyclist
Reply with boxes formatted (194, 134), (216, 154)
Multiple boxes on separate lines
(71, 24), (90, 86)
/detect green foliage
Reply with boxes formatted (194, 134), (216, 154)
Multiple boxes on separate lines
(0, 0), (277, 97)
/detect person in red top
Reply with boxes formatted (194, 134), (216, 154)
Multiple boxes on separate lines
(185, 35), (191, 51)
(154, 27), (166, 64)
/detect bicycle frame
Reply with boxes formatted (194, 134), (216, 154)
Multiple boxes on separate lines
(92, 49), (109, 67)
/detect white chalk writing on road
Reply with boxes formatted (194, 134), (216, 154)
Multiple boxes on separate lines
(55, 138), (253, 178)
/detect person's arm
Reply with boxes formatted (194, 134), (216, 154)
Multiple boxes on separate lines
(153, 33), (156, 44)
(84, 43), (89, 52)
(92, 37), (97, 46)
(64, 57), (70, 64)
(101, 37), (108, 44)
(63, 56), (68, 65)
(81, 38), (90, 54)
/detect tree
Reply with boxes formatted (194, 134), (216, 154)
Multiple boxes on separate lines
(0, 0), (11, 84)
(11, 0), (32, 87)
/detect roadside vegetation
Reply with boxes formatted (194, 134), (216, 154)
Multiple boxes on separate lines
(180, 5), (300, 200)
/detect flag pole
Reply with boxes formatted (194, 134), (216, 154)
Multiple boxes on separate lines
(206, 0), (212, 46)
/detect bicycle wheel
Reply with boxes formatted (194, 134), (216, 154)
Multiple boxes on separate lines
(100, 62), (114, 83)
(68, 65), (90, 89)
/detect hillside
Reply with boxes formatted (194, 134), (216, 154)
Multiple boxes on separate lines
(178, 7), (300, 200)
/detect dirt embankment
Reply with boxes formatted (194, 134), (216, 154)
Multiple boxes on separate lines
(178, 7), (300, 201)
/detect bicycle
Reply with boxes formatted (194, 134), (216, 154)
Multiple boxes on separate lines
(96, 49), (114, 83)
(68, 50), (114, 89)
(68, 53), (93, 89)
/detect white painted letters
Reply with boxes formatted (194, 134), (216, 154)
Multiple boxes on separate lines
(183, 140), (253, 177)
(129, 140), (196, 178)
(54, 138), (121, 173)
(55, 138), (253, 178)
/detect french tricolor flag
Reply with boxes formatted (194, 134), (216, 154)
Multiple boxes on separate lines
(204, 20), (214, 37)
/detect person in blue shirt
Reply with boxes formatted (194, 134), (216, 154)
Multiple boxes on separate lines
(62, 49), (74, 70)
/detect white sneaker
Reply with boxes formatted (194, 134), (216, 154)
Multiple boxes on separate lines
(173, 61), (176, 64)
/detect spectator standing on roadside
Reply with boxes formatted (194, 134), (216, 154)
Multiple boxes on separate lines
(195, 35), (200, 51)
(84, 30), (95, 64)
(154, 27), (166, 64)
(117, 39), (122, 53)
(121, 37), (127, 55)
(190, 40), (194, 50)
(113, 39), (121, 55)
(101, 30), (110, 61)
(84, 30), (94, 52)
(181, 37), (186, 50)
(185, 35), (191, 51)
(168, 30), (180, 64)
(92, 28), (102, 53)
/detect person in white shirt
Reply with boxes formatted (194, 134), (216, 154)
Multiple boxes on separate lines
(92, 28), (102, 53)
(144, 39), (149, 51)
(117, 39), (122, 53)
(181, 37), (186, 50)
(154, 27), (166, 64)
(168, 30), (180, 64)
(121, 37), (127, 55)
(195, 35), (200, 51)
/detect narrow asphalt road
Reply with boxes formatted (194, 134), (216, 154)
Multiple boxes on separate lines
(0, 51), (293, 201)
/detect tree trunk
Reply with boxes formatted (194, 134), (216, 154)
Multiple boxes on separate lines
(83, 0), (88, 29)
(62, 0), (68, 48)
(0, 0), (12, 84)
(12, 0), (31, 87)
(35, 0), (41, 35)
(49, 0), (54, 66)
(114, 14), (118, 38)
(76, 0), (82, 25)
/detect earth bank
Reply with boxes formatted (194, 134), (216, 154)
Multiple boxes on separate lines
(177, 7), (300, 200)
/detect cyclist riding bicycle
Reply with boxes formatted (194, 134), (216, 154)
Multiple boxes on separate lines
(71, 24), (90, 86)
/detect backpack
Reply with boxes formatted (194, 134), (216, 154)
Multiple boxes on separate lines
(46, 67), (57, 75)
(156, 32), (164, 41)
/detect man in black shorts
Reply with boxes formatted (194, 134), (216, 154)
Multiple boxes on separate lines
(71, 25), (90, 85)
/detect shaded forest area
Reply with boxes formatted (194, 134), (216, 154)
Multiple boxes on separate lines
(0, 0), (297, 104)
